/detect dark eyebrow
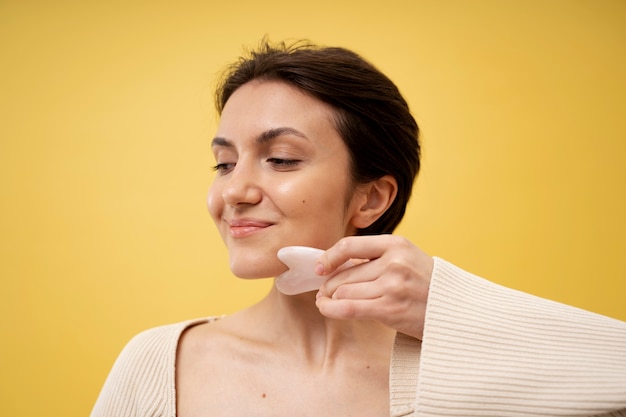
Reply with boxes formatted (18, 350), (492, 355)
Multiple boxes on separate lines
(211, 127), (308, 148)
(257, 127), (308, 144)
(211, 137), (232, 148)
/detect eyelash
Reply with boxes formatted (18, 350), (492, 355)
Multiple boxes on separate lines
(212, 163), (234, 173)
(267, 158), (301, 168)
(212, 159), (301, 173)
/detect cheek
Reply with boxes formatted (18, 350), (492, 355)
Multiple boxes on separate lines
(273, 181), (304, 214)
(276, 173), (351, 219)
(273, 178), (329, 218)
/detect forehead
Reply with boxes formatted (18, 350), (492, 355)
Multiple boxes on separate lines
(217, 80), (339, 137)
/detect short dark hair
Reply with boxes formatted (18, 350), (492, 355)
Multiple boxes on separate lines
(215, 39), (420, 235)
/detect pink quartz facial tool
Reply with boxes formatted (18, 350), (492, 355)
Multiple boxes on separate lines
(275, 246), (353, 295)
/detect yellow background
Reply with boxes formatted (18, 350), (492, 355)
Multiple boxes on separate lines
(1, 1), (625, 415)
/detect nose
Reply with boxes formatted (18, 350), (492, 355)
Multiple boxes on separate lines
(221, 162), (262, 207)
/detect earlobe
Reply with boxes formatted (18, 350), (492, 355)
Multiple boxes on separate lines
(350, 175), (398, 229)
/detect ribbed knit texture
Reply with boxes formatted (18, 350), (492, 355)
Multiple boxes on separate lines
(390, 332), (422, 416)
(91, 259), (626, 416)
(402, 258), (626, 416)
(91, 318), (212, 417)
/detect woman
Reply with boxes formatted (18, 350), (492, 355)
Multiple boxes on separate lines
(91, 40), (626, 417)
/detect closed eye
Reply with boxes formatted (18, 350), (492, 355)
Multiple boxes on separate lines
(212, 163), (235, 174)
(267, 158), (301, 169)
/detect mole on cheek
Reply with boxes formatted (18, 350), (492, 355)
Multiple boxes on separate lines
(302, 199), (306, 204)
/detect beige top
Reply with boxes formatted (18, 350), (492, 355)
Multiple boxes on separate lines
(91, 258), (626, 416)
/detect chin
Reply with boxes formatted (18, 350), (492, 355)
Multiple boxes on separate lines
(228, 251), (287, 279)
(230, 266), (287, 279)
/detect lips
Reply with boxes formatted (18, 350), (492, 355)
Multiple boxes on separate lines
(227, 218), (273, 238)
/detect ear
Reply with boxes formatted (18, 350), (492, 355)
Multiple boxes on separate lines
(349, 175), (398, 229)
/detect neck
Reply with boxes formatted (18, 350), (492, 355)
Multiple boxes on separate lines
(237, 284), (395, 368)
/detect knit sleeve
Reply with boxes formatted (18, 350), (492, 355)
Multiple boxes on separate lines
(90, 319), (209, 417)
(413, 258), (626, 416)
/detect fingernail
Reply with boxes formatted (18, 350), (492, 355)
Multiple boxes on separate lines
(316, 290), (323, 299)
(315, 263), (325, 275)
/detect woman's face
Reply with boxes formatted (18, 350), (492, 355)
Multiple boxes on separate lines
(208, 80), (364, 279)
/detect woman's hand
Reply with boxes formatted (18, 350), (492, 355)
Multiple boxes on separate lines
(315, 235), (433, 340)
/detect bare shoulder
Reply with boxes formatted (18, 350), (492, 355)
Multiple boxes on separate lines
(176, 312), (266, 385)
(176, 314), (254, 362)
(175, 314), (274, 417)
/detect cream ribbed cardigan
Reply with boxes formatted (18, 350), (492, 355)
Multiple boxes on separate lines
(91, 258), (626, 417)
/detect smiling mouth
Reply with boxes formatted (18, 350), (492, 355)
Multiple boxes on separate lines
(227, 219), (273, 238)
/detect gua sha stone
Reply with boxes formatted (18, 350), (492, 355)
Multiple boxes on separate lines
(275, 246), (353, 295)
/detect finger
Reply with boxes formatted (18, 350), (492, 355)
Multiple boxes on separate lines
(330, 280), (384, 301)
(319, 258), (381, 297)
(315, 295), (382, 322)
(316, 293), (427, 339)
(317, 235), (398, 275)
